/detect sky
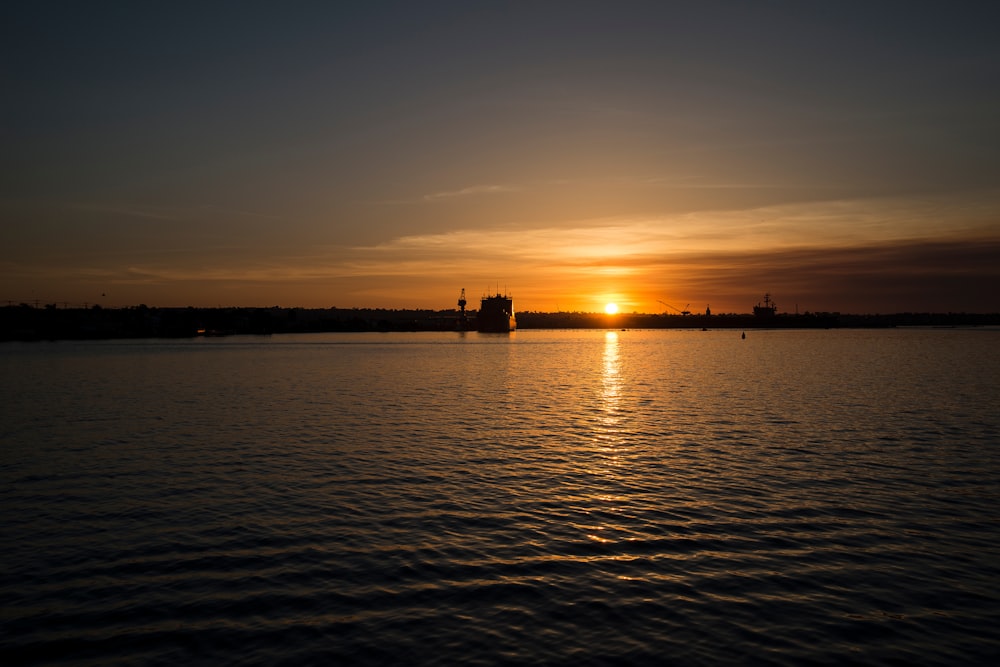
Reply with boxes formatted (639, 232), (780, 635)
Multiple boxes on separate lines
(3, 1), (999, 314)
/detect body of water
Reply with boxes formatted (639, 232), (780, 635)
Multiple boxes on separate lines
(2, 329), (999, 665)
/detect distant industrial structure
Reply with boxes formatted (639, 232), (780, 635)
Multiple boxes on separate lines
(457, 288), (468, 330)
(658, 300), (691, 316)
(753, 293), (778, 317)
(4, 289), (998, 341)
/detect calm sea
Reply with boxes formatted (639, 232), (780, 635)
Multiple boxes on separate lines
(2, 329), (998, 666)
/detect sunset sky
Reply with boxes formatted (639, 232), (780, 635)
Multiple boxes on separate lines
(3, 1), (999, 314)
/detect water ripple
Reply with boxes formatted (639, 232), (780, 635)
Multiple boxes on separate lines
(2, 330), (999, 665)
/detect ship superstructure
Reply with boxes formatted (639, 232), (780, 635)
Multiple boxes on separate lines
(753, 293), (777, 317)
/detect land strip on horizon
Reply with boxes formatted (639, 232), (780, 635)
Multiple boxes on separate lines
(3, 304), (999, 342)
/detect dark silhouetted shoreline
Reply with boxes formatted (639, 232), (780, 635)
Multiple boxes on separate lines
(2, 304), (998, 342)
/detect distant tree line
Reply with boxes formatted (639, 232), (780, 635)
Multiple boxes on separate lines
(2, 303), (997, 342)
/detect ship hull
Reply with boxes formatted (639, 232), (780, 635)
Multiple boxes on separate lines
(476, 316), (516, 333)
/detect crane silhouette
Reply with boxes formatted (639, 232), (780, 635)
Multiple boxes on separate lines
(657, 300), (691, 316)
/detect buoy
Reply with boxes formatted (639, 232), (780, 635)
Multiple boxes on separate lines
(741, 331), (746, 339)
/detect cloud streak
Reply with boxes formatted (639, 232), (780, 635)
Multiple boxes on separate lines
(422, 184), (519, 201)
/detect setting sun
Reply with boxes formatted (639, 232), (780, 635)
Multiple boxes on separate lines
(604, 303), (619, 315)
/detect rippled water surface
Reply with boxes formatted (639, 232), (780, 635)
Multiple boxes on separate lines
(3, 329), (999, 665)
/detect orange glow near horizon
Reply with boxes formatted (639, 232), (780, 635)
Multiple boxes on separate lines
(604, 303), (619, 315)
(5, 194), (1000, 315)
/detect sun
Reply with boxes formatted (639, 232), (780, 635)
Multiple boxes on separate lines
(604, 302), (619, 315)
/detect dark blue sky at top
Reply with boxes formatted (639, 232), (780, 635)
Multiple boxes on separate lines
(6, 1), (998, 201)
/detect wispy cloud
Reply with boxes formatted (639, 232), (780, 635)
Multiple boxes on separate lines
(358, 192), (993, 271)
(422, 184), (518, 201)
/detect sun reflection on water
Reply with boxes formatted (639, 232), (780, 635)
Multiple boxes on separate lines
(601, 330), (622, 438)
(572, 331), (638, 546)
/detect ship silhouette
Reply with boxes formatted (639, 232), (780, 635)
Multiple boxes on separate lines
(477, 292), (516, 333)
(754, 293), (777, 317)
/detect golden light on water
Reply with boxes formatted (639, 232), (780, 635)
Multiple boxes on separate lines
(600, 330), (623, 447)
